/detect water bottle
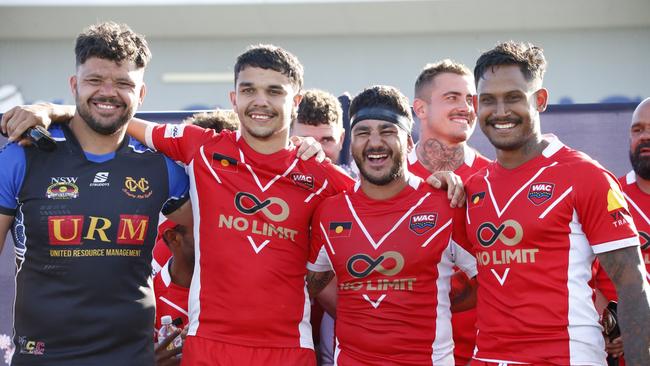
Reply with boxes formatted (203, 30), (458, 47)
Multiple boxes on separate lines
(157, 315), (182, 351)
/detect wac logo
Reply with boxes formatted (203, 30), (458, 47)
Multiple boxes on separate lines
(234, 192), (289, 222)
(47, 214), (150, 245)
(477, 219), (524, 248)
(122, 177), (152, 199)
(639, 231), (650, 250)
(347, 251), (404, 278)
(409, 212), (437, 235)
(527, 182), (554, 205)
(289, 172), (314, 190)
(46, 177), (79, 200)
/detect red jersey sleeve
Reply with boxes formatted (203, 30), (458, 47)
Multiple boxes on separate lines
(451, 206), (477, 278)
(574, 164), (639, 254)
(307, 201), (333, 272)
(148, 123), (216, 164)
(323, 162), (355, 194)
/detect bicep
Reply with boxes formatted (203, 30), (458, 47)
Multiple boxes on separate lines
(0, 214), (14, 253)
(306, 269), (335, 297)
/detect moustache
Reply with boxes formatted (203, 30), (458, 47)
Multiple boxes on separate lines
(633, 142), (650, 156)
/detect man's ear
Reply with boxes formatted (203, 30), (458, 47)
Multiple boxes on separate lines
(162, 229), (179, 249)
(535, 88), (549, 112)
(472, 94), (479, 114)
(138, 83), (147, 106)
(69, 75), (78, 99)
(293, 92), (303, 108)
(229, 91), (237, 109)
(406, 134), (414, 154)
(412, 98), (428, 120)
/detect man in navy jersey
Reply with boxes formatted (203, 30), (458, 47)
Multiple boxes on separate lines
(0, 22), (188, 366)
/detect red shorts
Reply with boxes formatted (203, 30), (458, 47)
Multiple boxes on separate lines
(181, 335), (316, 366)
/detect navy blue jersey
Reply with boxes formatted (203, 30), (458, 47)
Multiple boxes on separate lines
(0, 124), (188, 366)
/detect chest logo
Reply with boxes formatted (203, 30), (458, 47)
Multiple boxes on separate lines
(235, 192), (289, 222)
(409, 212), (437, 235)
(470, 192), (485, 209)
(123, 177), (152, 199)
(212, 153), (238, 173)
(528, 182), (554, 205)
(477, 219), (523, 248)
(47, 177), (79, 199)
(289, 172), (314, 190)
(328, 221), (352, 237)
(347, 251), (404, 278)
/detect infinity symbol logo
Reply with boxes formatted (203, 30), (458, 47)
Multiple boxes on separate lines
(347, 251), (404, 278)
(234, 192), (289, 222)
(477, 219), (523, 247)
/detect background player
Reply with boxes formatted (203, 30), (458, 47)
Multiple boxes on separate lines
(412, 59), (489, 366)
(307, 85), (475, 365)
(466, 41), (650, 365)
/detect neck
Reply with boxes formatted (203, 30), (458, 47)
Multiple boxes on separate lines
(241, 128), (289, 155)
(69, 115), (127, 155)
(496, 135), (548, 169)
(635, 174), (650, 194)
(169, 257), (193, 288)
(360, 172), (409, 200)
(416, 137), (465, 173)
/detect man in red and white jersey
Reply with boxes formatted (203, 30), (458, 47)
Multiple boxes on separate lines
(308, 85), (476, 365)
(465, 41), (650, 365)
(127, 45), (356, 365)
(411, 59), (490, 366)
(593, 98), (650, 362)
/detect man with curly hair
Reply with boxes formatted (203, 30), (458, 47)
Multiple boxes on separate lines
(466, 41), (650, 365)
(0, 22), (188, 365)
(292, 89), (345, 164)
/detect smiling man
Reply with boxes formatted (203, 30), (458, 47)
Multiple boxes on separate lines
(411, 60), (490, 366)
(465, 41), (650, 365)
(0, 22), (188, 366)
(307, 85), (476, 365)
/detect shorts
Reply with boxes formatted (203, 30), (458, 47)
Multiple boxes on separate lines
(181, 335), (316, 366)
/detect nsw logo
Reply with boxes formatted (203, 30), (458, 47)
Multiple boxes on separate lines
(528, 182), (554, 205)
(409, 212), (437, 235)
(290, 172), (314, 190)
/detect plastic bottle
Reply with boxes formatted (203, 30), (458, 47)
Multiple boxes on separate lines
(157, 315), (182, 351)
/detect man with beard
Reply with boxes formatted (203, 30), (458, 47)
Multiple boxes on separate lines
(0, 22), (188, 365)
(411, 59), (490, 366)
(593, 97), (650, 363)
(306, 85), (476, 365)
(465, 41), (650, 365)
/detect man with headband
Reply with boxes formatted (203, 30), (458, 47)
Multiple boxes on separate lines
(306, 85), (476, 365)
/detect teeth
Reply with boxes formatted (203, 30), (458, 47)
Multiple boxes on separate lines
(451, 118), (468, 123)
(250, 114), (271, 120)
(95, 103), (117, 110)
(494, 123), (515, 129)
(368, 154), (387, 159)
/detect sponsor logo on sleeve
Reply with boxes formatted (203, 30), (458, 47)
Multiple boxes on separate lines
(164, 124), (185, 138)
(409, 212), (437, 235)
(528, 182), (554, 205)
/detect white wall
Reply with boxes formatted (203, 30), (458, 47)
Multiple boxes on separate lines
(1, 27), (648, 110)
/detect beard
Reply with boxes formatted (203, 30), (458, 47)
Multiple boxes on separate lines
(76, 94), (132, 136)
(630, 142), (650, 179)
(354, 147), (405, 186)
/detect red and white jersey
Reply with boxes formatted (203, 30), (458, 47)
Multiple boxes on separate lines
(153, 258), (189, 331)
(308, 174), (476, 365)
(146, 124), (354, 349)
(594, 170), (650, 301)
(409, 143), (490, 366)
(407, 144), (491, 182)
(465, 136), (639, 365)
